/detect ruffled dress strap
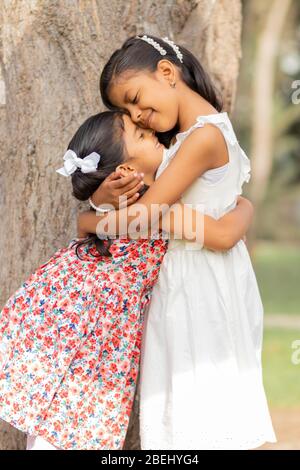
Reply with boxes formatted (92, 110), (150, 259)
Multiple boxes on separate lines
(158, 112), (251, 193)
(201, 113), (251, 188)
(176, 112), (251, 189)
(175, 112), (237, 147)
(238, 147), (251, 189)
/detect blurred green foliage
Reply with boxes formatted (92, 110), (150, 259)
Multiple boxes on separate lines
(263, 327), (300, 407)
(254, 243), (300, 314)
(234, 0), (300, 242)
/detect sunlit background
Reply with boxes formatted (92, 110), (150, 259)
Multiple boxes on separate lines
(232, 0), (300, 449)
(0, 0), (299, 451)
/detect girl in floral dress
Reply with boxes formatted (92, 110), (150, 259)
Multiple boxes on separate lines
(0, 110), (253, 450)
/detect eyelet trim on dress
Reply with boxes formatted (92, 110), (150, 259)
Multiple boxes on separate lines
(140, 423), (277, 450)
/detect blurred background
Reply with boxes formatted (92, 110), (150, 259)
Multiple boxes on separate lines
(0, 0), (299, 450)
(232, 0), (300, 449)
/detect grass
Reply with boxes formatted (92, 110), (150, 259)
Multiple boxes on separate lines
(250, 244), (300, 408)
(253, 243), (300, 315)
(262, 327), (300, 408)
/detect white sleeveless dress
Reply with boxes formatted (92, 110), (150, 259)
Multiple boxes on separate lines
(139, 112), (277, 450)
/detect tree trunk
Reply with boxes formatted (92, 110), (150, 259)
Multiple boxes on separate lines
(0, 0), (242, 450)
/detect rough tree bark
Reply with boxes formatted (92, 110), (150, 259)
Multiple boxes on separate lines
(0, 0), (242, 450)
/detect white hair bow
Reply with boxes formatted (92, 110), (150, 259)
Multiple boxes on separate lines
(56, 149), (101, 177)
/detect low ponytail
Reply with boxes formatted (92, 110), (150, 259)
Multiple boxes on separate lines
(179, 44), (222, 112)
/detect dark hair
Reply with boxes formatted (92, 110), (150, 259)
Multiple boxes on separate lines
(68, 110), (148, 258)
(100, 35), (223, 147)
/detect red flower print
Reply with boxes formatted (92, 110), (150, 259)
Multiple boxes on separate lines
(110, 363), (118, 373)
(24, 338), (33, 350)
(43, 336), (53, 348)
(0, 237), (167, 449)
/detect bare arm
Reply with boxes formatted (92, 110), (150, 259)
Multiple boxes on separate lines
(160, 196), (253, 250)
(92, 125), (231, 236)
(77, 196), (253, 251)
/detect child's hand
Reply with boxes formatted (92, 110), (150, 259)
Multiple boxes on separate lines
(90, 171), (144, 209)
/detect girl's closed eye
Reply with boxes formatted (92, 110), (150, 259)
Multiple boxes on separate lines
(132, 93), (138, 104)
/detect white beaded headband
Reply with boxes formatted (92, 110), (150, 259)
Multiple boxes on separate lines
(135, 35), (183, 64)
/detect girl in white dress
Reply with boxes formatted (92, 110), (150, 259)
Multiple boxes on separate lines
(91, 35), (277, 449)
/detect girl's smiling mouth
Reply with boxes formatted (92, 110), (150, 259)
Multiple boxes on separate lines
(143, 110), (153, 129)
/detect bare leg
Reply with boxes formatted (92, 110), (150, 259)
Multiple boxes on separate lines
(26, 434), (60, 450)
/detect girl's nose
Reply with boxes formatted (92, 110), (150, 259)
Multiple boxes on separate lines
(132, 108), (142, 123)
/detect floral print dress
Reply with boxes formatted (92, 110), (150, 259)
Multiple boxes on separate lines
(0, 236), (167, 450)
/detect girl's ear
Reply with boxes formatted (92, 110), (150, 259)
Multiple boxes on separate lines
(116, 163), (137, 177)
(156, 59), (176, 84)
